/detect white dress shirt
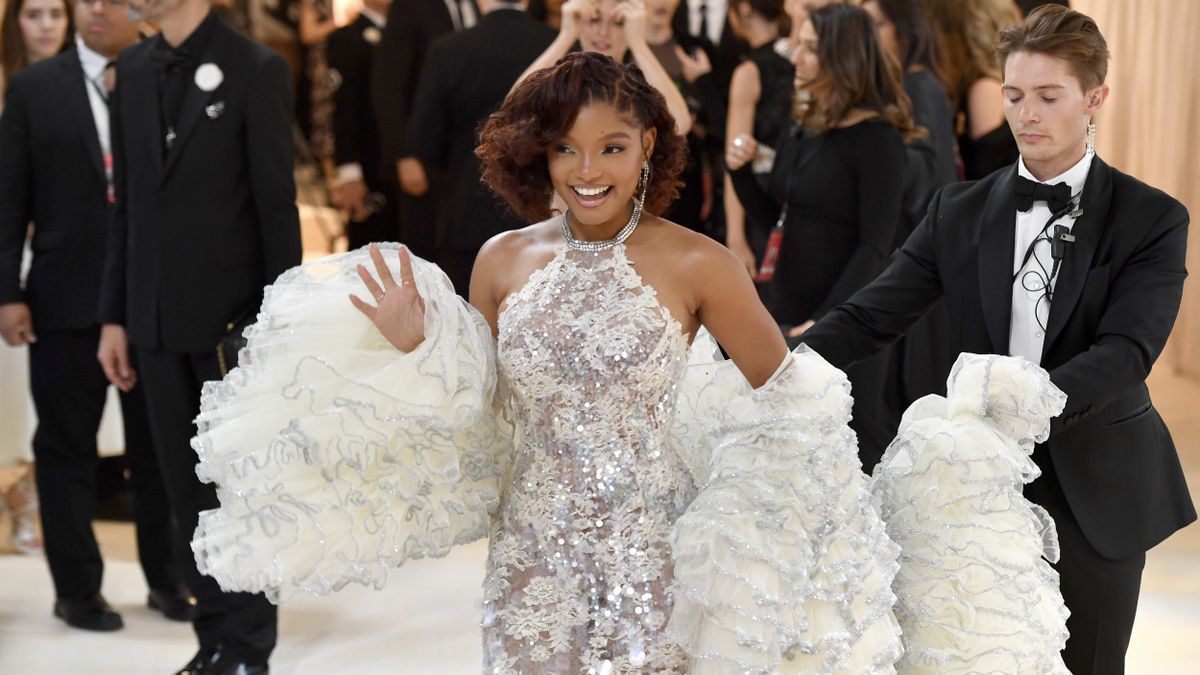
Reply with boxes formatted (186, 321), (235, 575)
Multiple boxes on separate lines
(443, 0), (477, 32)
(76, 35), (111, 156)
(359, 6), (386, 28)
(686, 0), (727, 46)
(1009, 150), (1093, 364)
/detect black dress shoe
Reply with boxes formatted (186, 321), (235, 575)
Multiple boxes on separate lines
(210, 659), (269, 675)
(148, 586), (197, 622)
(175, 647), (220, 675)
(53, 594), (123, 631)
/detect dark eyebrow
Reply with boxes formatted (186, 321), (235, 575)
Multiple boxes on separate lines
(1002, 84), (1067, 92)
(602, 132), (633, 140)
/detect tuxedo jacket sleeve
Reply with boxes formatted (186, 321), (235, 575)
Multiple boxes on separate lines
(246, 55), (300, 285)
(404, 38), (450, 171)
(0, 75), (33, 306)
(328, 21), (370, 172)
(1046, 198), (1188, 430)
(376, 0), (452, 163)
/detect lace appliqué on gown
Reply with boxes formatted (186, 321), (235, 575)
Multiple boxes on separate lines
(488, 246), (694, 674)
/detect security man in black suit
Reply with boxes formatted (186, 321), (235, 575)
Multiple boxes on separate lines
(404, 0), (556, 294)
(96, 0), (301, 672)
(327, 0), (396, 249)
(792, 8), (1194, 673)
(0, 0), (189, 633)
(376, 0), (480, 259)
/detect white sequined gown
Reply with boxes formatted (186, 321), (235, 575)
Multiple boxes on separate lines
(188, 243), (1069, 674)
(485, 246), (695, 672)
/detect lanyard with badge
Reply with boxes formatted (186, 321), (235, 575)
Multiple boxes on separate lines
(756, 131), (824, 282)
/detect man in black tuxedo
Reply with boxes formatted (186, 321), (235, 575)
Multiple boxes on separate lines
(327, 0), (396, 249)
(404, 0), (555, 294)
(798, 7), (1194, 672)
(0, 0), (189, 633)
(671, 0), (745, 96)
(96, 0), (301, 671)
(376, 0), (480, 259)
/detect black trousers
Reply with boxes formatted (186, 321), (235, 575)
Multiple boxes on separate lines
(136, 346), (277, 663)
(28, 327), (175, 599)
(1027, 446), (1145, 674)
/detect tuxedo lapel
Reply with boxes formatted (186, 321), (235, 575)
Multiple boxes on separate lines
(133, 52), (165, 178)
(161, 24), (227, 181)
(1042, 158), (1113, 356)
(978, 165), (1019, 354)
(56, 54), (105, 181)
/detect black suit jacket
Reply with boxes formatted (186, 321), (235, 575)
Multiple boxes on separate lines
(375, 0), (478, 165)
(802, 157), (1196, 559)
(0, 49), (116, 330)
(98, 14), (301, 352)
(327, 13), (386, 188)
(671, 3), (746, 99)
(404, 9), (555, 252)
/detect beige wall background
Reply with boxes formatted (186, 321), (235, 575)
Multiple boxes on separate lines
(1072, 0), (1200, 378)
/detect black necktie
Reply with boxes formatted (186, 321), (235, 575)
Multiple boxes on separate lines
(1014, 175), (1073, 212)
(698, 1), (708, 42)
(152, 46), (196, 153)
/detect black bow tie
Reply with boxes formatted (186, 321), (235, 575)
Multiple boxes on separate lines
(150, 46), (196, 74)
(1014, 175), (1073, 213)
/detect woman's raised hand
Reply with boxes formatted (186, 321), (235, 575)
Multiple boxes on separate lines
(726, 133), (759, 171)
(350, 244), (427, 352)
(560, 0), (598, 41)
(614, 0), (647, 47)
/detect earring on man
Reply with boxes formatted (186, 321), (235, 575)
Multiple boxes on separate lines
(1086, 121), (1097, 154)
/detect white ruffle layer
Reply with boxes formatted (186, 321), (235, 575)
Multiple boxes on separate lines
(668, 340), (904, 674)
(872, 353), (1070, 674)
(191, 244), (514, 603)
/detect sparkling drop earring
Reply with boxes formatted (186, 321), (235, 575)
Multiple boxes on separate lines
(1086, 121), (1097, 154)
(636, 159), (651, 207)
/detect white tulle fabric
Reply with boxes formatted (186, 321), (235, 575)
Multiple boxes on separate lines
(191, 244), (905, 672)
(191, 245), (514, 603)
(667, 341), (904, 674)
(871, 353), (1071, 674)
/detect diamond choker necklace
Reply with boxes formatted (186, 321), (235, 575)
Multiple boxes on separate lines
(560, 200), (643, 252)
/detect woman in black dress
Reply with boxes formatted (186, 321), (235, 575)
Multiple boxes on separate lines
(722, 0), (794, 281)
(727, 2), (920, 471)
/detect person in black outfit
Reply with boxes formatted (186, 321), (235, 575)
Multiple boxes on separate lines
(800, 7), (1194, 672)
(327, 0), (397, 250)
(722, 0), (792, 283)
(862, 0), (958, 438)
(404, 0), (555, 294)
(97, 0), (301, 672)
(0, 0), (190, 632)
(727, 3), (917, 471)
(671, 0), (745, 96)
(376, 0), (479, 260)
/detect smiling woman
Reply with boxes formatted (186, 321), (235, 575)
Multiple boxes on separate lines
(477, 52), (685, 227)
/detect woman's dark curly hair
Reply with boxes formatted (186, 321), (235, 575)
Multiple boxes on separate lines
(476, 52), (687, 224)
